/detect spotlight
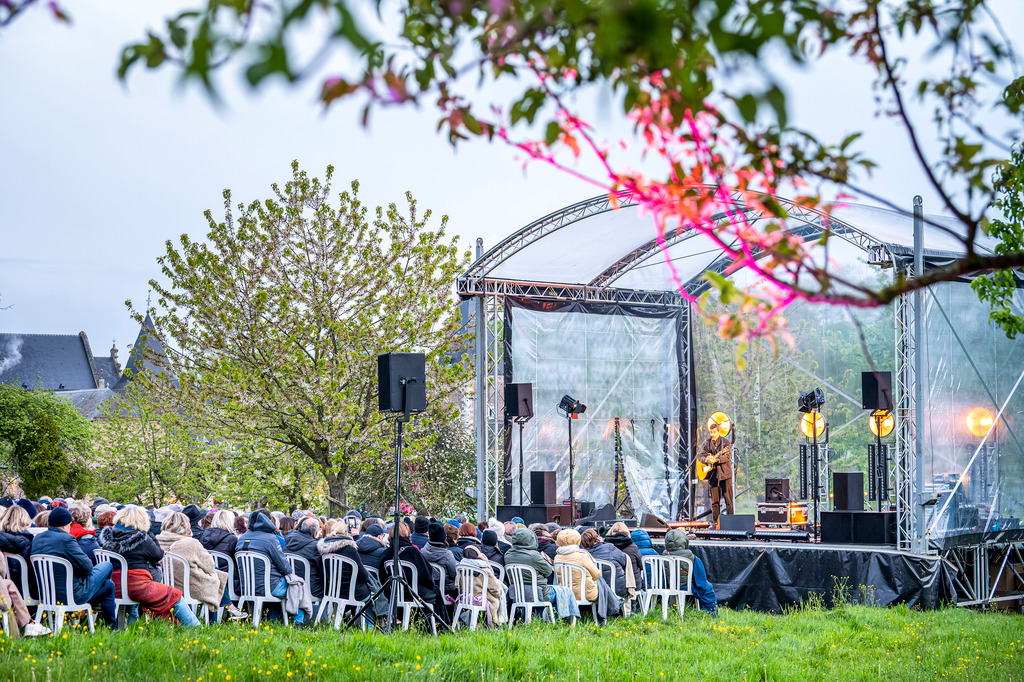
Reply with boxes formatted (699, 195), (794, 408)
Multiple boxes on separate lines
(800, 411), (825, 439)
(707, 411), (732, 436)
(966, 407), (994, 438)
(797, 388), (825, 413)
(558, 394), (587, 415)
(868, 410), (895, 438)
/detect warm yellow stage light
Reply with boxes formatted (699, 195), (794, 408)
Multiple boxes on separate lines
(707, 411), (732, 436)
(868, 410), (895, 438)
(966, 407), (995, 438)
(800, 411), (825, 439)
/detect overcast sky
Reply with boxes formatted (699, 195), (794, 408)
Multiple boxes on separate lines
(1, 1), (1020, 358)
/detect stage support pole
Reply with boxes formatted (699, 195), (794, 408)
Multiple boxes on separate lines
(913, 196), (926, 554)
(475, 238), (488, 521)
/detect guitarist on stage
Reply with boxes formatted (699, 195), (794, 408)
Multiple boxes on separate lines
(699, 422), (734, 529)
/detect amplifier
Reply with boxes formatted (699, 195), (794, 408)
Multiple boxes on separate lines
(756, 503), (789, 525)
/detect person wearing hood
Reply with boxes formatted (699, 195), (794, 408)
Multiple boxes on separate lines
(355, 524), (389, 570)
(456, 522), (482, 554)
(630, 528), (660, 557)
(317, 523), (371, 602)
(480, 530), (505, 565)
(605, 522), (645, 591)
(504, 527), (553, 601)
(156, 512), (248, 621)
(530, 524), (558, 561)
(664, 529), (718, 616)
(94, 505), (199, 626)
(0, 505), (36, 599)
(182, 504), (207, 542)
(419, 522), (458, 598)
(284, 516), (325, 600)
(553, 528), (601, 603)
(410, 516), (430, 549)
(581, 528), (629, 598)
(235, 510), (294, 607)
(68, 503), (100, 561)
(458, 545), (506, 626)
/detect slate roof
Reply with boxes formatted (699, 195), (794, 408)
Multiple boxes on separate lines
(0, 333), (97, 391)
(57, 388), (122, 420)
(92, 356), (121, 389)
(114, 314), (178, 390)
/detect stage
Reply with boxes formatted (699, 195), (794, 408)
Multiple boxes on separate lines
(668, 538), (961, 612)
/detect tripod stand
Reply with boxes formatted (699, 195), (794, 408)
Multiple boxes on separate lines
(347, 379), (450, 634)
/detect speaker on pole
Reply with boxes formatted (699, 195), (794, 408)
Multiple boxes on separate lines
(504, 383), (534, 419)
(861, 371), (893, 411)
(378, 354), (427, 413)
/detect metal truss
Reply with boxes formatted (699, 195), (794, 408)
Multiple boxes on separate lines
(678, 303), (694, 519)
(944, 542), (1024, 610)
(893, 257), (918, 553)
(458, 278), (683, 307)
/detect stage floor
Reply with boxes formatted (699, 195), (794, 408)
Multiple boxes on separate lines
(651, 537), (956, 612)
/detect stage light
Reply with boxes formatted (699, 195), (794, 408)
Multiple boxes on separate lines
(707, 411), (732, 436)
(966, 407), (994, 438)
(557, 394), (587, 415)
(868, 409), (895, 438)
(798, 388), (825, 413)
(800, 411), (825, 439)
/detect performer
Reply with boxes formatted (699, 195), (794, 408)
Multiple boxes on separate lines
(699, 422), (734, 528)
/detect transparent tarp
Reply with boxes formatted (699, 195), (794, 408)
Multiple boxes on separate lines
(921, 282), (1024, 542)
(505, 300), (684, 519)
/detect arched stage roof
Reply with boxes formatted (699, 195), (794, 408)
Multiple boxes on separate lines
(458, 192), (1002, 300)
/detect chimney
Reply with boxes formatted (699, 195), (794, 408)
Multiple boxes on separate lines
(111, 341), (121, 374)
(98, 373), (106, 389)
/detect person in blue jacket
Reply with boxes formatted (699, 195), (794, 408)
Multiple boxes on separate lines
(30, 506), (118, 628)
(630, 528), (660, 557)
(235, 510), (296, 620)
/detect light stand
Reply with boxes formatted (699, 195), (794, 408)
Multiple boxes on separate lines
(557, 394), (586, 525)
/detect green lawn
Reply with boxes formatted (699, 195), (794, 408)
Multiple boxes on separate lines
(1, 605), (1022, 681)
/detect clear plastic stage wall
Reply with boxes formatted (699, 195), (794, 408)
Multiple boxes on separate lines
(504, 299), (685, 520)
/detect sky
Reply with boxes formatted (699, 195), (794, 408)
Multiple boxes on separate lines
(1, 0), (1020, 359)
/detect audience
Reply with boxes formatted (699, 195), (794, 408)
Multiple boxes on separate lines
(355, 524), (389, 569)
(317, 523), (371, 604)
(553, 528), (600, 603)
(581, 528), (629, 599)
(605, 522), (645, 590)
(663, 529), (718, 616)
(504, 527), (553, 600)
(283, 517), (324, 600)
(458, 546), (506, 625)
(419, 521), (458, 598)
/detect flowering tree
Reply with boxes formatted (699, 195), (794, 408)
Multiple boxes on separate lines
(107, 0), (1024, 344)
(137, 161), (471, 515)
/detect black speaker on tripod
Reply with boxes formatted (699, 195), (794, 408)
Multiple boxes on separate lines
(504, 383), (534, 419)
(377, 354), (427, 413)
(765, 478), (790, 503)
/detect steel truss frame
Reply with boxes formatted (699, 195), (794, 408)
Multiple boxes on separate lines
(893, 258), (918, 552)
(942, 542), (1024, 610)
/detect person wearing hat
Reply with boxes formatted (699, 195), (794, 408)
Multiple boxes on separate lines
(181, 504), (208, 542)
(411, 515), (430, 549)
(355, 523), (389, 569)
(419, 521), (458, 598)
(16, 499), (37, 521)
(31, 505), (119, 628)
(480, 530), (506, 565)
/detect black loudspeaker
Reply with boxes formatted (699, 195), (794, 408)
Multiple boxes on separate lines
(377, 353), (427, 413)
(833, 472), (865, 511)
(531, 471), (557, 506)
(861, 371), (893, 410)
(720, 514), (755, 534)
(504, 383), (534, 419)
(578, 501), (595, 518)
(765, 478), (790, 503)
(821, 511), (896, 545)
(640, 513), (668, 529)
(579, 504), (618, 524)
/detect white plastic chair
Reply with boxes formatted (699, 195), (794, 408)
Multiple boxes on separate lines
(93, 549), (144, 627)
(672, 556), (695, 617)
(428, 562), (447, 593)
(555, 562), (598, 625)
(235, 551), (288, 627)
(284, 554), (321, 621)
(641, 555), (691, 620)
(365, 566), (380, 584)
(209, 550), (238, 622)
(30, 554), (96, 634)
(4, 553), (38, 608)
(505, 564), (554, 626)
(159, 552), (211, 624)
(487, 561), (506, 584)
(316, 554), (366, 630)
(453, 563), (496, 630)
(382, 559), (437, 634)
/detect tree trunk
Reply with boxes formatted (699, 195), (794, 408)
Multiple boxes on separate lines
(324, 467), (347, 516)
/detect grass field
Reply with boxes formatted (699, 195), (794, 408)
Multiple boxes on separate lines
(1, 604), (1022, 681)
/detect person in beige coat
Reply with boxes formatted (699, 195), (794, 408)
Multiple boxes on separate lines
(554, 528), (601, 602)
(458, 546), (506, 626)
(0, 547), (49, 637)
(156, 512), (247, 620)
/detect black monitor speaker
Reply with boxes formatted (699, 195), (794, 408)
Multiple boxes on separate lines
(861, 371), (893, 411)
(377, 353), (427, 413)
(833, 472), (865, 511)
(504, 383), (534, 419)
(765, 478), (790, 503)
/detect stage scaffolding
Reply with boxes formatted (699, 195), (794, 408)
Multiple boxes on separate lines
(458, 192), (1023, 608)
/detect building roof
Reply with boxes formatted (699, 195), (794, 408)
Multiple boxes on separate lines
(0, 332), (97, 391)
(56, 388), (122, 420)
(115, 314), (177, 390)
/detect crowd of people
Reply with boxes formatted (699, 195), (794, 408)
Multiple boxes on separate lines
(0, 494), (718, 637)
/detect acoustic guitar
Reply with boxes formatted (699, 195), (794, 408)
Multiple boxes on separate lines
(695, 457), (715, 481)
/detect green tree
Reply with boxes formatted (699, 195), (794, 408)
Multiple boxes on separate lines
(138, 161), (471, 516)
(0, 384), (93, 499)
